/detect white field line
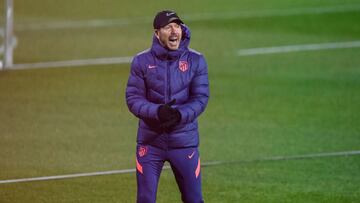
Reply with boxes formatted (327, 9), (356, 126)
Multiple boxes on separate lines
(237, 41), (360, 56)
(15, 4), (360, 31)
(15, 19), (144, 31)
(203, 150), (360, 166)
(10, 40), (360, 70)
(183, 3), (360, 21)
(1, 150), (359, 185)
(6, 4), (360, 69)
(10, 56), (133, 70)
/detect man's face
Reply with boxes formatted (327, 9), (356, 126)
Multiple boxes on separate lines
(155, 22), (182, 50)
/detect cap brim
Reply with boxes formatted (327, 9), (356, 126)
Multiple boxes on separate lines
(168, 17), (183, 25)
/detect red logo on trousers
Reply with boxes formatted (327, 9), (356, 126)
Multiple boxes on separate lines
(138, 146), (148, 157)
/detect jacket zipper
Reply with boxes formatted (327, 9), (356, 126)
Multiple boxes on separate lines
(164, 56), (171, 149)
(167, 60), (171, 102)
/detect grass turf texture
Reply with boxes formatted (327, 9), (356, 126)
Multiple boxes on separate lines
(1, 0), (360, 202)
(1, 157), (359, 202)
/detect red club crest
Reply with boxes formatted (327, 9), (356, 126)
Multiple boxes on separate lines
(138, 146), (148, 157)
(179, 61), (189, 72)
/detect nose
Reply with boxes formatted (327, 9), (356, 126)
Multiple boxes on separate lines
(170, 26), (176, 33)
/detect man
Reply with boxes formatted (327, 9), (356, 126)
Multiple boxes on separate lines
(125, 10), (209, 203)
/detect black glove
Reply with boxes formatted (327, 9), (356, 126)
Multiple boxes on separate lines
(159, 109), (181, 132)
(157, 99), (181, 132)
(158, 99), (177, 122)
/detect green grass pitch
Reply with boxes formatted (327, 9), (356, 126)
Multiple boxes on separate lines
(1, 0), (360, 202)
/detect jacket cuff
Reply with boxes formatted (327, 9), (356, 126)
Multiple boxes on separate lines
(149, 103), (161, 120)
(177, 107), (189, 124)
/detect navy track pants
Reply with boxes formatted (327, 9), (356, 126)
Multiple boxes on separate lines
(136, 144), (204, 203)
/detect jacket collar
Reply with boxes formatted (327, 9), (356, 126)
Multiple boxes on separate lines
(151, 24), (191, 61)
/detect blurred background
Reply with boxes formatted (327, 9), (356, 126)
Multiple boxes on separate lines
(1, 0), (360, 202)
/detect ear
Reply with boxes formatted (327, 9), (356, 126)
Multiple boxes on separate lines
(154, 29), (160, 40)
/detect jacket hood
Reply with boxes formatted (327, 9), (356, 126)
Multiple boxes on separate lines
(151, 24), (191, 60)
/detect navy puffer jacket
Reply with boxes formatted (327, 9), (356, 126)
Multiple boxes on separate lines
(126, 24), (209, 149)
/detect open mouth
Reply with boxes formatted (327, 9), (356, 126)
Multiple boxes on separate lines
(168, 36), (179, 46)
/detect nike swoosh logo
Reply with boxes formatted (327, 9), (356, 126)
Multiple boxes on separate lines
(166, 12), (175, 16)
(148, 65), (156, 69)
(188, 151), (195, 159)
